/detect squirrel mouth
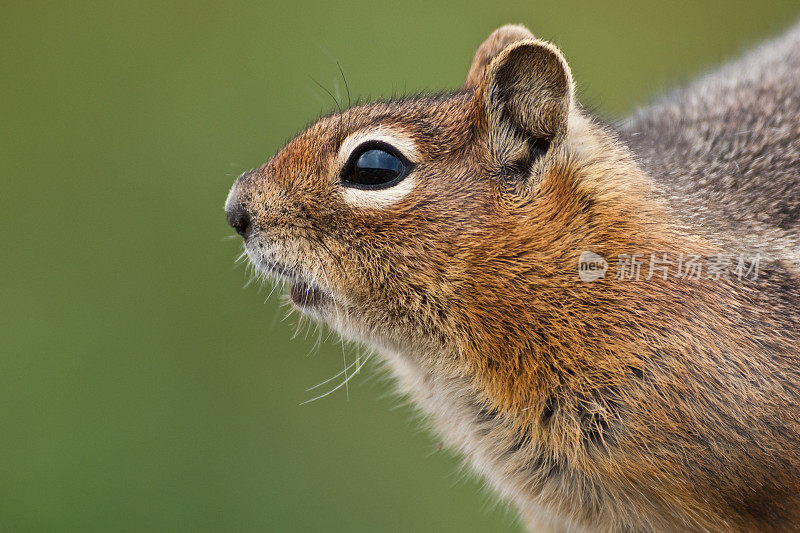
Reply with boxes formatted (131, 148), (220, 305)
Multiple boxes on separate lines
(289, 281), (326, 308)
(247, 251), (328, 310)
(251, 256), (328, 309)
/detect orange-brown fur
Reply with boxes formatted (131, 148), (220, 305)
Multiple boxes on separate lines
(226, 24), (800, 532)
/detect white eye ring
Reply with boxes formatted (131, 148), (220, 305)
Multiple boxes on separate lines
(342, 174), (417, 208)
(337, 128), (419, 208)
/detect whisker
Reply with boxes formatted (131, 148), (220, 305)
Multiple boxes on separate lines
(310, 75), (345, 144)
(341, 338), (349, 400)
(303, 318), (325, 359)
(311, 77), (342, 114)
(234, 250), (249, 264)
(300, 352), (372, 405)
(306, 357), (361, 391)
(337, 61), (351, 109)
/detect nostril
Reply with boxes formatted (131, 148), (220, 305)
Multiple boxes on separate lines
(226, 204), (251, 238)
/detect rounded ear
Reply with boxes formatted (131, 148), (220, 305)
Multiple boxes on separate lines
(464, 24), (535, 90)
(482, 39), (575, 143)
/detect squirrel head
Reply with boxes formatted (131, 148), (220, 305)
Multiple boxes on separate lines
(225, 25), (665, 391)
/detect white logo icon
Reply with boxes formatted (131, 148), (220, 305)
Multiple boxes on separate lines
(578, 251), (608, 282)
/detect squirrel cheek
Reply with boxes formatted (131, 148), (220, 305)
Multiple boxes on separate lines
(341, 175), (417, 208)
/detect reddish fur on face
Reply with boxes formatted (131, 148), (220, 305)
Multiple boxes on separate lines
(227, 24), (800, 532)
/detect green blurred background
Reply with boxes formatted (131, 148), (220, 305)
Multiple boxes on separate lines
(2, 1), (799, 531)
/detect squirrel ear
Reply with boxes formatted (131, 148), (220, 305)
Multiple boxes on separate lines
(481, 39), (574, 144)
(464, 25), (535, 90)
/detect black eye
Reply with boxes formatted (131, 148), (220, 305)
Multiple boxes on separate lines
(342, 142), (412, 189)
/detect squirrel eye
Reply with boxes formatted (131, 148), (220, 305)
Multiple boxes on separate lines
(342, 142), (412, 189)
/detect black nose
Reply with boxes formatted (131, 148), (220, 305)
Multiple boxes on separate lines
(226, 204), (251, 238)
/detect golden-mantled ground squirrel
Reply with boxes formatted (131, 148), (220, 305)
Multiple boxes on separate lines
(225, 23), (800, 532)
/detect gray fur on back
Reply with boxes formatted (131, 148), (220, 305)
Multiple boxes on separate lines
(618, 21), (800, 265)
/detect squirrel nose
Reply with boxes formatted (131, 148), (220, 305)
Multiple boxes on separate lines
(226, 203), (252, 238)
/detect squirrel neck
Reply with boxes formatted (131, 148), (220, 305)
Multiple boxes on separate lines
(447, 120), (712, 434)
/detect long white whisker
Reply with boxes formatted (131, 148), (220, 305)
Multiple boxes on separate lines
(341, 341), (349, 400)
(300, 353), (372, 405)
(237, 241), (373, 405)
(306, 357), (361, 391)
(310, 249), (352, 399)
